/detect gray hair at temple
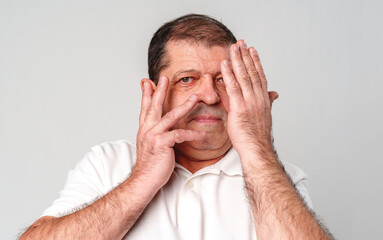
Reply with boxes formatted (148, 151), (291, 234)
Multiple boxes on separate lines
(148, 13), (237, 84)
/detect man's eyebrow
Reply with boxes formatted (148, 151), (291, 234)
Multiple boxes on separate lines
(172, 69), (224, 82)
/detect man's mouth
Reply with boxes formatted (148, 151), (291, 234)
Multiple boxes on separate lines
(192, 115), (221, 123)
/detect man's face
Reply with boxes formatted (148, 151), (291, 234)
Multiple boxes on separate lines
(160, 40), (232, 161)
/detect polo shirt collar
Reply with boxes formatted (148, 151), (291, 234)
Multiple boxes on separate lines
(174, 147), (243, 176)
(216, 147), (243, 176)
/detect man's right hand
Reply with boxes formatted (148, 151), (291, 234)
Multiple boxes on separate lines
(19, 76), (204, 240)
(134, 76), (205, 190)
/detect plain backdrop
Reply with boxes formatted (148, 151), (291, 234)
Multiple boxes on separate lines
(1, 0), (382, 239)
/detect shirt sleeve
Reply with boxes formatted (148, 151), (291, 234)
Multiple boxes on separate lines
(41, 145), (108, 217)
(283, 162), (314, 210)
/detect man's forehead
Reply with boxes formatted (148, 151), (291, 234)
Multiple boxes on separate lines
(165, 40), (230, 60)
(158, 40), (232, 82)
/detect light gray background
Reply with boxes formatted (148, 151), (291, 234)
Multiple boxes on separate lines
(1, 0), (382, 239)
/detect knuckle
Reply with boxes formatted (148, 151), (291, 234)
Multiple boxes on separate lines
(172, 131), (181, 142)
(258, 71), (266, 79)
(176, 129), (185, 137)
(164, 111), (178, 122)
(248, 69), (258, 76)
(159, 118), (171, 131)
(174, 130), (187, 142)
(258, 96), (267, 105)
(232, 88), (242, 95)
(228, 84), (241, 94)
(238, 72), (250, 81)
(174, 130), (181, 139)
(146, 107), (155, 116)
(151, 104), (159, 113)
(233, 61), (243, 68)
(228, 78), (239, 87)
(140, 107), (148, 114)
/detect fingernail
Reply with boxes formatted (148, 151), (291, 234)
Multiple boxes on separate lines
(233, 44), (239, 52)
(240, 40), (247, 49)
(188, 94), (197, 101)
(143, 81), (148, 89)
(223, 60), (229, 67)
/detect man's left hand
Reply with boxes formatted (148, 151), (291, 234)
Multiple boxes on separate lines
(221, 40), (279, 160)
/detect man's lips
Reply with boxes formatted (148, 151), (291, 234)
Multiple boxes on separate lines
(191, 115), (221, 123)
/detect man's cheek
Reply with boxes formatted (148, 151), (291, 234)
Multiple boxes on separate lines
(219, 94), (230, 112)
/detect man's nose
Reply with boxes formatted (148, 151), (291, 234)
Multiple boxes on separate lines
(196, 78), (220, 105)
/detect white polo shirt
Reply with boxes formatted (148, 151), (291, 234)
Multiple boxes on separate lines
(42, 140), (313, 240)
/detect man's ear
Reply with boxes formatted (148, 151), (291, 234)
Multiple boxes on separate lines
(140, 78), (157, 91)
(268, 91), (279, 108)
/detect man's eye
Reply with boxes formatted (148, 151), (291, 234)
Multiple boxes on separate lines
(179, 77), (193, 83)
(217, 77), (224, 83)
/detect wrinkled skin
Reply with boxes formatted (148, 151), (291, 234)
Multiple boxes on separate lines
(135, 39), (278, 185)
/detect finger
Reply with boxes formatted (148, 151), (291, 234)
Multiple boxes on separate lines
(145, 76), (169, 123)
(238, 43), (263, 96)
(249, 47), (268, 94)
(154, 94), (199, 133)
(162, 129), (206, 146)
(139, 79), (153, 126)
(221, 59), (244, 110)
(230, 42), (255, 100)
(238, 40), (263, 93)
(268, 91), (279, 108)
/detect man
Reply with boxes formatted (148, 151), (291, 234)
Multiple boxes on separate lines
(20, 14), (333, 239)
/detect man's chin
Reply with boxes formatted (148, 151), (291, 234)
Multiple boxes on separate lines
(174, 135), (232, 160)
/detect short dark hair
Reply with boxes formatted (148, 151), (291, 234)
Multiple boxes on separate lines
(148, 14), (237, 83)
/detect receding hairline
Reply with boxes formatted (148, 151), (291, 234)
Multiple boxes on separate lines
(148, 14), (237, 83)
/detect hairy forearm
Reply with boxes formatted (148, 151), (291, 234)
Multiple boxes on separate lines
(20, 169), (159, 240)
(241, 148), (333, 240)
